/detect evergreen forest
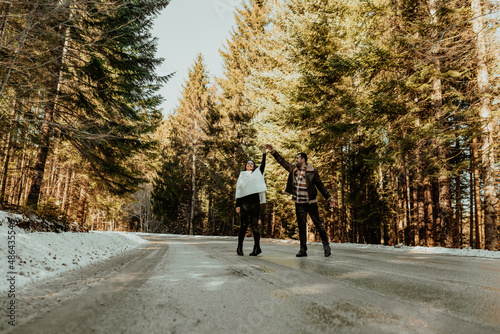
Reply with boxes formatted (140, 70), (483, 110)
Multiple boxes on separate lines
(1, 0), (499, 251)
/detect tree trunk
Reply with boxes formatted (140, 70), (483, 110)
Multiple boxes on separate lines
(436, 151), (453, 247)
(26, 96), (56, 209)
(416, 160), (426, 246)
(25, 1), (73, 209)
(454, 135), (462, 248)
(388, 167), (397, 246)
(0, 2), (12, 48)
(340, 147), (347, 242)
(208, 192), (213, 235)
(12, 147), (28, 207)
(46, 156), (58, 198)
(405, 169), (412, 245)
(472, 0), (498, 251)
(77, 181), (87, 225)
(26, 48), (67, 207)
(428, 0), (453, 248)
(472, 137), (482, 249)
(61, 167), (73, 215)
(0, 101), (18, 207)
(397, 169), (406, 245)
(330, 154), (340, 243)
(434, 93), (453, 247)
(0, 129), (12, 207)
(469, 168), (474, 247)
(412, 172), (419, 246)
(454, 171), (462, 248)
(189, 121), (197, 235)
(271, 204), (276, 238)
(378, 165), (385, 245)
(424, 175), (434, 247)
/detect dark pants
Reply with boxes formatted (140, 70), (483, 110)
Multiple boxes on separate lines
(295, 202), (329, 250)
(238, 202), (260, 247)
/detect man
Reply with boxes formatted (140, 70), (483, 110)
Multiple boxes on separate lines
(265, 144), (334, 257)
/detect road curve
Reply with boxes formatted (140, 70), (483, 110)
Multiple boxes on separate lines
(7, 234), (500, 334)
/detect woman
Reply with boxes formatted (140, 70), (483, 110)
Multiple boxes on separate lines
(235, 146), (267, 256)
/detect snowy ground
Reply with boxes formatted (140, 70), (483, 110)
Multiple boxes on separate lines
(0, 210), (147, 292)
(1, 209), (499, 292)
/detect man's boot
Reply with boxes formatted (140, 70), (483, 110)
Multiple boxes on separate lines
(324, 244), (331, 257)
(296, 248), (307, 257)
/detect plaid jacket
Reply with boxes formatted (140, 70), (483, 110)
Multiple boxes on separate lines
(270, 150), (333, 204)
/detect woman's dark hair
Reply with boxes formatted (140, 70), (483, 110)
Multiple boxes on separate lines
(245, 160), (256, 171)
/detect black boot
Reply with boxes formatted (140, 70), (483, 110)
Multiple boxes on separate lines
(296, 248), (307, 257)
(323, 244), (331, 257)
(236, 244), (244, 256)
(249, 245), (262, 256)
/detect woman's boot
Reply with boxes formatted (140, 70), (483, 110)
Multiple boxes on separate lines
(236, 244), (244, 256)
(249, 244), (262, 256)
(249, 232), (261, 256)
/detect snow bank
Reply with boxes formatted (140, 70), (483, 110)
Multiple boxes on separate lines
(157, 233), (500, 258)
(266, 237), (500, 259)
(0, 210), (147, 292)
(331, 241), (500, 258)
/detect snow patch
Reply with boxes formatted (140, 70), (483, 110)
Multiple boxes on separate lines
(0, 210), (147, 292)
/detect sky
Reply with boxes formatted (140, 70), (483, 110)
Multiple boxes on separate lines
(151, 0), (243, 117)
(150, 2), (500, 118)
(1, 209), (499, 292)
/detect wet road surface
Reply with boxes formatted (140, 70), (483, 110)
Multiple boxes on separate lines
(7, 235), (500, 333)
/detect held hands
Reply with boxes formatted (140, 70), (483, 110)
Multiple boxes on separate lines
(264, 144), (274, 152)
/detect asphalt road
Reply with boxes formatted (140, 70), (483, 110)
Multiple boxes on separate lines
(7, 234), (500, 333)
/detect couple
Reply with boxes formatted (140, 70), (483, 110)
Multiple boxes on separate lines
(235, 144), (334, 258)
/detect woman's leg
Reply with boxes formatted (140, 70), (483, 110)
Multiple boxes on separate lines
(249, 203), (262, 256)
(237, 204), (251, 255)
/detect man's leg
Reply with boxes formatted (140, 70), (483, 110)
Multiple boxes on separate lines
(295, 203), (308, 256)
(308, 203), (331, 257)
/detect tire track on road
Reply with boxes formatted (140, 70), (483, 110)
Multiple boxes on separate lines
(10, 235), (165, 334)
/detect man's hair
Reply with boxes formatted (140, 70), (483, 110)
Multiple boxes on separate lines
(297, 152), (307, 163)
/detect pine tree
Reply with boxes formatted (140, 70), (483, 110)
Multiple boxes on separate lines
(253, 0), (377, 242)
(248, 0), (494, 248)
(153, 53), (213, 234)
(152, 138), (192, 233)
(202, 0), (272, 234)
(21, 0), (170, 209)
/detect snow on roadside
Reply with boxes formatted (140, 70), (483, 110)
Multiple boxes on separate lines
(170, 233), (500, 259)
(330, 240), (500, 258)
(0, 210), (147, 292)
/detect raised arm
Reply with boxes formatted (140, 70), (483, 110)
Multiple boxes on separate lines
(265, 144), (294, 172)
(259, 146), (266, 174)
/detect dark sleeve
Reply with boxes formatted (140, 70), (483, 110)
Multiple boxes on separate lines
(270, 150), (294, 172)
(314, 171), (333, 200)
(259, 153), (266, 174)
(236, 197), (241, 208)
